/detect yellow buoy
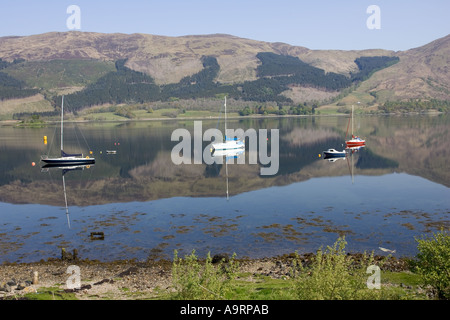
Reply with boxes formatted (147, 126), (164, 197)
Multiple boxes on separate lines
(318, 154), (321, 158)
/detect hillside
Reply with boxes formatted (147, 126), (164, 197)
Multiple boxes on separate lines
(0, 32), (449, 117)
(342, 34), (450, 106)
(0, 32), (388, 83)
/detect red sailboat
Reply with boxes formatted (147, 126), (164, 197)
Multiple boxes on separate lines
(345, 105), (365, 148)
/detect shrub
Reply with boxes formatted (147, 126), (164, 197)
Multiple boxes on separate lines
(171, 250), (239, 300)
(291, 237), (394, 300)
(414, 229), (450, 299)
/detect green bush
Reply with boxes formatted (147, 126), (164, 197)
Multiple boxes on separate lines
(414, 229), (450, 299)
(171, 250), (239, 300)
(291, 237), (397, 300)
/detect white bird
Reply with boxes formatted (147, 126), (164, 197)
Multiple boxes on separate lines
(379, 247), (396, 254)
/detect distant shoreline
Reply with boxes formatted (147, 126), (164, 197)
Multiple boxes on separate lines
(1, 110), (445, 126)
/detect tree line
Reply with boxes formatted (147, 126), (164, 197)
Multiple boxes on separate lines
(380, 99), (450, 113)
(255, 52), (352, 91)
(351, 56), (400, 82)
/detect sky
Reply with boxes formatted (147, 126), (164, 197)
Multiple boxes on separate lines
(0, 0), (449, 51)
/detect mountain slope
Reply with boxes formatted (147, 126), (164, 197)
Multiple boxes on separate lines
(352, 34), (450, 103)
(0, 32), (394, 84)
(0, 31), (448, 115)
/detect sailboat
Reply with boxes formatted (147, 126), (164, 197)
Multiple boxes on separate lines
(345, 105), (365, 148)
(41, 96), (95, 166)
(211, 96), (245, 151)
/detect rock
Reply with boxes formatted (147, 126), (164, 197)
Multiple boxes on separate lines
(64, 284), (92, 293)
(0, 284), (12, 292)
(22, 286), (37, 294)
(73, 249), (79, 260)
(7, 279), (17, 286)
(90, 232), (105, 240)
(16, 283), (26, 290)
(61, 248), (71, 260)
(276, 261), (285, 269)
(94, 278), (114, 285)
(212, 253), (229, 264)
(61, 248), (79, 261)
(117, 266), (138, 277)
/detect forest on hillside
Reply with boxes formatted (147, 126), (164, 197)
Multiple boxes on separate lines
(58, 53), (400, 112)
(1, 53), (401, 114)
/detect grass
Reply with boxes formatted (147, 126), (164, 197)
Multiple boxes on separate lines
(13, 268), (427, 301)
(231, 274), (295, 300)
(22, 286), (78, 300)
(78, 107), (239, 121)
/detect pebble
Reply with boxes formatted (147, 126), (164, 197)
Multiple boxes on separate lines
(0, 284), (12, 292)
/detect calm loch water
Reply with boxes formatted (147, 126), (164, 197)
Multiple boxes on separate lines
(0, 114), (449, 263)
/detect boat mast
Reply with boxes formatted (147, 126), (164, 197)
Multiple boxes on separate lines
(224, 96), (227, 141)
(61, 95), (64, 153)
(351, 104), (354, 138)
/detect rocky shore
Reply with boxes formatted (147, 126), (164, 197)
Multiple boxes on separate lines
(0, 252), (410, 300)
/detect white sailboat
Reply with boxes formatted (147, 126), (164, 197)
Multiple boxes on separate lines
(211, 96), (245, 151)
(41, 96), (95, 166)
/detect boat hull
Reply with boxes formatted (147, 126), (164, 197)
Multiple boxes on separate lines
(345, 137), (365, 148)
(323, 149), (346, 158)
(212, 141), (245, 151)
(323, 152), (346, 158)
(41, 157), (95, 166)
(345, 141), (365, 147)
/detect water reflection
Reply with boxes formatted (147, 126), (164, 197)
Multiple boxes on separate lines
(40, 163), (95, 229)
(1, 115), (449, 206)
(211, 148), (245, 200)
(0, 114), (449, 262)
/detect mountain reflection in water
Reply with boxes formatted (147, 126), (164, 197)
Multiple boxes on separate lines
(0, 114), (448, 263)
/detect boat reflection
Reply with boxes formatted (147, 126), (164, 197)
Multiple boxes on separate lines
(211, 149), (245, 200)
(41, 163), (95, 228)
(211, 148), (245, 162)
(347, 146), (364, 184)
(322, 145), (365, 183)
(323, 148), (347, 161)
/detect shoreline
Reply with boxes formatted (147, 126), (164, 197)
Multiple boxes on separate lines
(0, 252), (411, 300)
(1, 110), (445, 126)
